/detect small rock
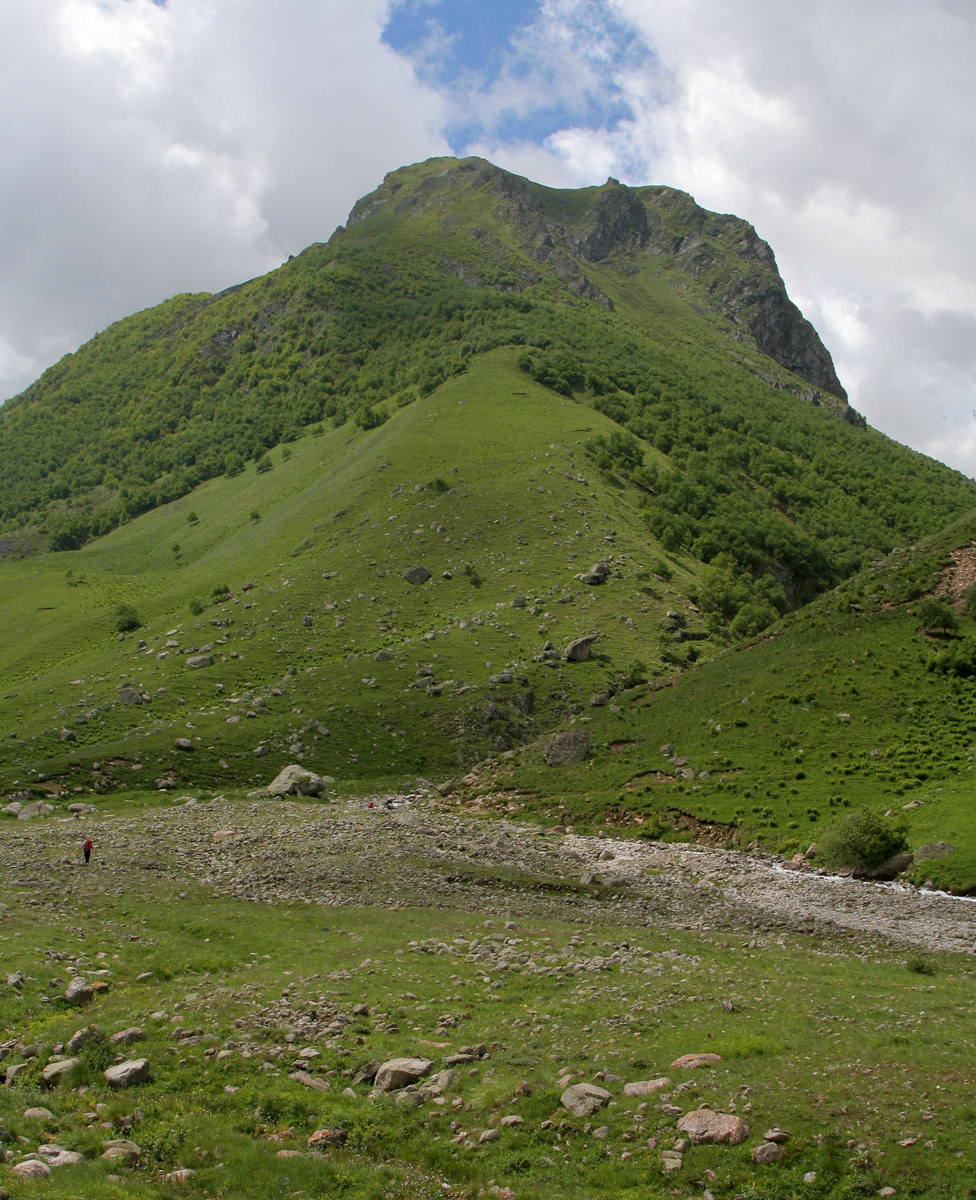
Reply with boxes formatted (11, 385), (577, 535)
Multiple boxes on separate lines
(752, 1141), (784, 1163)
(623, 1077), (670, 1097)
(307, 1128), (348, 1149)
(670, 1053), (721, 1070)
(64, 977), (94, 1006)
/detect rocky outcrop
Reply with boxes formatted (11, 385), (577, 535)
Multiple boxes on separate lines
(544, 730), (590, 767)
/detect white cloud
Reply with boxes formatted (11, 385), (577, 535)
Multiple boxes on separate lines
(2, 0), (975, 481)
(602, 0), (976, 473)
(0, 0), (448, 401)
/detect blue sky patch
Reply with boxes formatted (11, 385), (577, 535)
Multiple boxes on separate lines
(382, 0), (659, 154)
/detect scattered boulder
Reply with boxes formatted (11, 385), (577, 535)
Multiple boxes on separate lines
(118, 687), (143, 705)
(373, 1057), (432, 1092)
(307, 1128), (348, 1149)
(37, 1143), (85, 1167)
(42, 1057), (78, 1086)
(753, 1140), (785, 1163)
(110, 1027), (146, 1047)
(101, 1138), (141, 1165)
(267, 765), (330, 798)
(404, 566), (431, 586)
(670, 1053), (721, 1069)
(13, 1158), (52, 1180)
(186, 655), (214, 670)
(64, 977), (94, 1006)
(174, 738), (194, 752)
(544, 729), (590, 767)
(560, 1082), (612, 1117)
(17, 801), (53, 820)
(22, 1107), (55, 1121)
(580, 562), (611, 585)
(914, 841), (956, 863)
(562, 634), (598, 662)
(67, 1025), (102, 1054)
(623, 1077), (670, 1097)
(104, 1058), (150, 1088)
(677, 1109), (750, 1145)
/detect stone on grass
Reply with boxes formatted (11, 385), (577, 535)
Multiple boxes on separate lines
(307, 1128), (348, 1149)
(562, 634), (598, 662)
(13, 1158), (52, 1180)
(42, 1057), (78, 1086)
(544, 729), (590, 767)
(267, 764), (330, 798)
(37, 1144), (85, 1167)
(404, 566), (431, 586)
(753, 1141), (785, 1164)
(64, 977), (94, 1006)
(110, 1027), (146, 1046)
(677, 1109), (750, 1146)
(373, 1057), (432, 1092)
(623, 1077), (670, 1097)
(23, 1107), (55, 1122)
(186, 655), (214, 670)
(104, 1058), (150, 1088)
(163, 1167), (196, 1182)
(479, 1128), (500, 1143)
(670, 1052), (721, 1069)
(560, 1082), (612, 1117)
(67, 1024), (102, 1054)
(101, 1138), (141, 1165)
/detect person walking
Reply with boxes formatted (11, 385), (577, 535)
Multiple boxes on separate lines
(83, 837), (93, 864)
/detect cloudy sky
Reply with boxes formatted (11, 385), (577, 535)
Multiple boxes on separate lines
(2, 1), (975, 476)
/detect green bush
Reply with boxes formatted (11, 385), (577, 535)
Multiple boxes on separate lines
(818, 807), (908, 873)
(189, 597), (206, 615)
(915, 596), (958, 634)
(115, 603), (141, 633)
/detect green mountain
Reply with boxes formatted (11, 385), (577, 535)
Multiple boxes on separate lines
(2, 156), (976, 887)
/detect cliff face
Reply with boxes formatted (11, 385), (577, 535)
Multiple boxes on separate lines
(447, 162), (851, 408)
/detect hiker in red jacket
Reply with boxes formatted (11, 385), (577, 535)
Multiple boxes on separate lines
(83, 837), (93, 864)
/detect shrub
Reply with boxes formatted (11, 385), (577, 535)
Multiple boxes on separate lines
(818, 807), (908, 873)
(915, 596), (958, 634)
(188, 597), (206, 615)
(115, 603), (141, 633)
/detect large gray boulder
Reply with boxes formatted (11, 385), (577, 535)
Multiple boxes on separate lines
(563, 634), (598, 662)
(561, 1082), (612, 1117)
(373, 1057), (432, 1092)
(186, 655), (214, 670)
(64, 977), (94, 1006)
(544, 729), (590, 767)
(42, 1058), (78, 1086)
(267, 765), (331, 798)
(17, 801), (53, 820)
(404, 566), (431, 586)
(104, 1058), (150, 1088)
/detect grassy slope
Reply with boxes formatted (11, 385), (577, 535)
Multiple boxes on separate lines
(0, 352), (707, 793)
(5, 350), (976, 889)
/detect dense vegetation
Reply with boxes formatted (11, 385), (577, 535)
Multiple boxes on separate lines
(1, 156), (972, 637)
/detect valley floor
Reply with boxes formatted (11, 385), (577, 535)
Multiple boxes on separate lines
(3, 791), (975, 1200)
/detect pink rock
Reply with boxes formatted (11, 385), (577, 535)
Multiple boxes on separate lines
(670, 1053), (722, 1069)
(677, 1109), (750, 1146)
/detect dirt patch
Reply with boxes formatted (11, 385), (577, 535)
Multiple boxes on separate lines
(937, 542), (976, 603)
